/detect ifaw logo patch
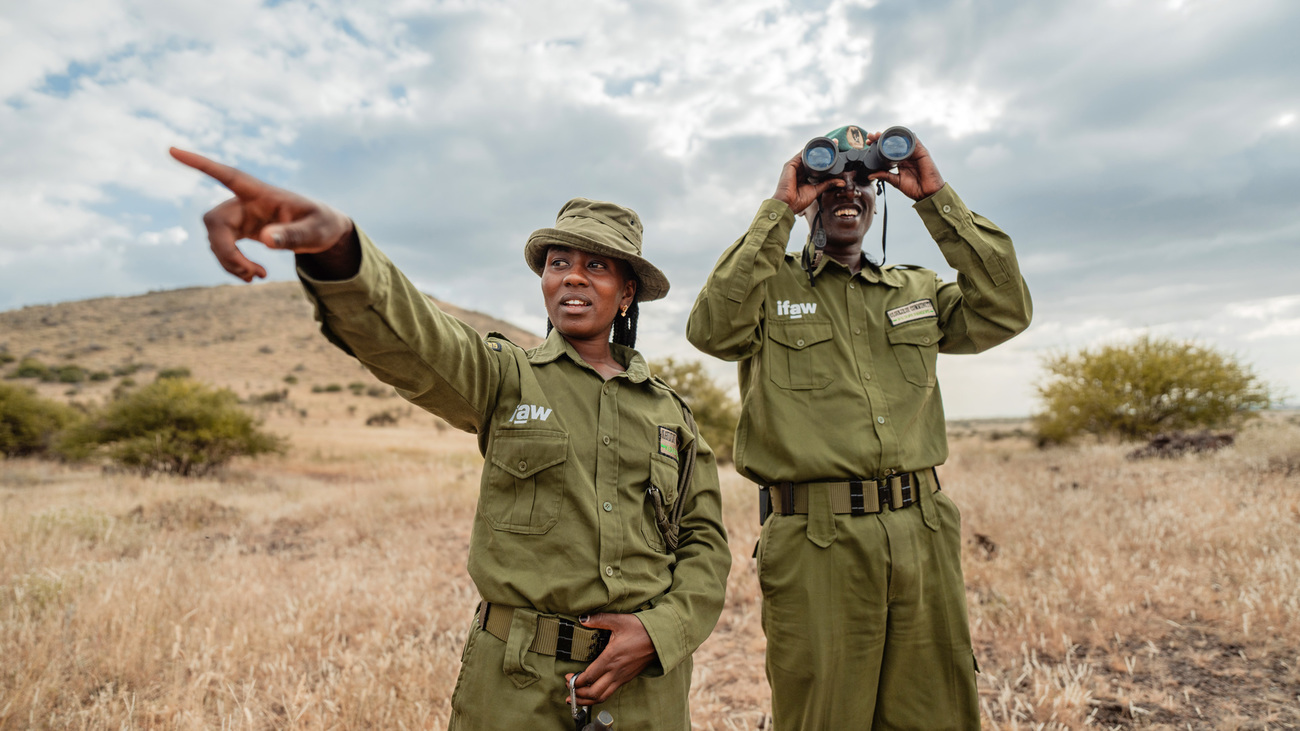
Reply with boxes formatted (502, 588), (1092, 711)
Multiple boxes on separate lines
(886, 299), (937, 326)
(511, 403), (553, 425)
(658, 426), (679, 460)
(776, 300), (818, 319)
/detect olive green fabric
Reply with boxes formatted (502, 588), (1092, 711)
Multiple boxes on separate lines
(757, 472), (978, 730)
(297, 231), (730, 723)
(685, 183), (1032, 485)
(686, 183), (1030, 729)
(525, 197), (671, 301)
(449, 618), (692, 731)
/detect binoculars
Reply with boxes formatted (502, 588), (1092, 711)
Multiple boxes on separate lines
(801, 126), (917, 182)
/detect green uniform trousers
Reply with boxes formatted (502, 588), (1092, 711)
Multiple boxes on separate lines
(756, 472), (979, 730)
(448, 617), (692, 731)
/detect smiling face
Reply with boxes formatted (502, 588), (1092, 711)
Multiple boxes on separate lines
(541, 246), (637, 343)
(816, 171), (877, 247)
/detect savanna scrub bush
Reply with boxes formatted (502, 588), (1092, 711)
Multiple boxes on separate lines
(1034, 335), (1271, 444)
(58, 377), (284, 475)
(0, 383), (80, 457)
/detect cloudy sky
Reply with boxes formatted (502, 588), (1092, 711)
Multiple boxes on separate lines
(2, 0), (1297, 417)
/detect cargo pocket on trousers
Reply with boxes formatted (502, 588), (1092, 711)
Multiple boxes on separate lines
(642, 453), (680, 552)
(767, 321), (834, 390)
(482, 431), (568, 534)
(887, 321), (941, 387)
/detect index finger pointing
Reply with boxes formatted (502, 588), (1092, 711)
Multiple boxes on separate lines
(169, 147), (271, 199)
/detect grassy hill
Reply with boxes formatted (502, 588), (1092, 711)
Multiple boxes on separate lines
(0, 281), (541, 412)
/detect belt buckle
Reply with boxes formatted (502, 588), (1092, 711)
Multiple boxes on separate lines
(876, 479), (892, 511)
(555, 617), (576, 661)
(898, 474), (915, 508)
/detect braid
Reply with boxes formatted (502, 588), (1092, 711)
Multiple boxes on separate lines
(612, 300), (639, 348)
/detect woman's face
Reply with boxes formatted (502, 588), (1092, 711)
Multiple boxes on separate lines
(541, 246), (637, 343)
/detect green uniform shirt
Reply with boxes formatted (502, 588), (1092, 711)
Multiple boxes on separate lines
(686, 184), (1032, 485)
(298, 231), (730, 675)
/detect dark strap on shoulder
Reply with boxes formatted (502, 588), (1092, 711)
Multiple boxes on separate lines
(661, 403), (699, 551)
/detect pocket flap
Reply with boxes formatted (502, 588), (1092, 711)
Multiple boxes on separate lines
(490, 431), (569, 478)
(886, 322), (941, 347)
(768, 321), (833, 350)
(649, 452), (680, 506)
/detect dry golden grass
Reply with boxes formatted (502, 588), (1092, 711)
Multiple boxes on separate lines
(4, 413), (1298, 729)
(4, 286), (1299, 729)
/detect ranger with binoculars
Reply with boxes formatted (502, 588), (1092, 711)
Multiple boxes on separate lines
(687, 125), (1033, 730)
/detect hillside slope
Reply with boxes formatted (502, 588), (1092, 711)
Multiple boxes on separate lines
(0, 281), (541, 407)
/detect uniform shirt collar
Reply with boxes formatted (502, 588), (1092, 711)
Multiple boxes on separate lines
(800, 238), (904, 288)
(527, 328), (650, 382)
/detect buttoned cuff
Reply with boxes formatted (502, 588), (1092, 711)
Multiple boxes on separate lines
(912, 183), (972, 240)
(296, 226), (393, 315)
(296, 227), (394, 355)
(635, 605), (688, 676)
(752, 198), (796, 233)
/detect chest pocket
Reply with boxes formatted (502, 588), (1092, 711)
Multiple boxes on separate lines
(641, 452), (681, 553)
(766, 321), (834, 390)
(887, 321), (941, 387)
(482, 430), (568, 534)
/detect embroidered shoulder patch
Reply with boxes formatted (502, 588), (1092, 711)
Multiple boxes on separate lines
(658, 426), (679, 460)
(886, 299), (937, 326)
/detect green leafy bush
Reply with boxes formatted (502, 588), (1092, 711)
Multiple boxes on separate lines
(58, 378), (284, 476)
(1034, 335), (1272, 444)
(53, 365), (86, 384)
(9, 358), (50, 380)
(0, 383), (80, 457)
(155, 367), (191, 380)
(650, 357), (740, 463)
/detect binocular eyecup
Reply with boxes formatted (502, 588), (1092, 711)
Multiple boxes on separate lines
(801, 126), (916, 183)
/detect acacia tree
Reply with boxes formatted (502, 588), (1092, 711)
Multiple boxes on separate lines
(1034, 335), (1271, 444)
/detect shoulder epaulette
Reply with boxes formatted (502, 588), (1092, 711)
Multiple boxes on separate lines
(485, 331), (516, 352)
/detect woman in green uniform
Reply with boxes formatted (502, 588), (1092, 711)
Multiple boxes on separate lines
(170, 148), (731, 731)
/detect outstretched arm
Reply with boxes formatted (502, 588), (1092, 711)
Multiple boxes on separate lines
(170, 148), (505, 432)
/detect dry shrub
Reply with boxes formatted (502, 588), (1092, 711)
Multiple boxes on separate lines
(0, 383), (80, 457)
(1034, 336), (1271, 444)
(58, 378), (284, 476)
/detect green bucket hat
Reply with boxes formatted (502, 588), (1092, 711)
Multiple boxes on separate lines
(524, 198), (670, 302)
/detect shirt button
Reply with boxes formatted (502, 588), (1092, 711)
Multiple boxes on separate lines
(795, 339), (805, 347)
(849, 283), (855, 289)
(865, 373), (872, 380)
(877, 416), (885, 424)
(942, 204), (952, 213)
(921, 336), (931, 344)
(768, 212), (778, 220)
(603, 501), (613, 512)
(854, 328), (861, 335)
(605, 566), (614, 577)
(602, 435), (611, 445)
(518, 460), (527, 470)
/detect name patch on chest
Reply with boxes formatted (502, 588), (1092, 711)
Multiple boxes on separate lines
(886, 299), (937, 326)
(658, 426), (679, 460)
